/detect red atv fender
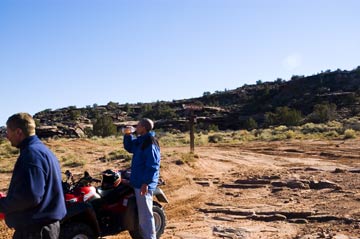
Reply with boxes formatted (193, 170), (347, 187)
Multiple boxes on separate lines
(0, 192), (5, 219)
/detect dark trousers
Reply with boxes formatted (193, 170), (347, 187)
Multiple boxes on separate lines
(13, 221), (60, 239)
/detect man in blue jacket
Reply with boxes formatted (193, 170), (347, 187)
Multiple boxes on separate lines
(123, 118), (160, 239)
(0, 113), (66, 239)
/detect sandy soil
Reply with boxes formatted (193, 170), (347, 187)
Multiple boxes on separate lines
(1, 139), (360, 238)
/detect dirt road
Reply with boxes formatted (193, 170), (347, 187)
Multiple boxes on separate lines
(108, 139), (360, 238)
(1, 139), (360, 238)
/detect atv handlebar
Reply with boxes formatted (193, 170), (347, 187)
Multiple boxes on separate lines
(63, 170), (102, 193)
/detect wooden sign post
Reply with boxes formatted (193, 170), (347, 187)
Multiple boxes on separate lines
(183, 104), (203, 153)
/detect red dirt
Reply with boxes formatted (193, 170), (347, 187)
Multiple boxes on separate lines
(1, 139), (360, 238)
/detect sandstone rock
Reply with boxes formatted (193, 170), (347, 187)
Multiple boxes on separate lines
(235, 179), (271, 184)
(221, 183), (267, 189)
(250, 213), (287, 222)
(288, 218), (309, 224)
(309, 180), (341, 190)
(334, 168), (347, 173)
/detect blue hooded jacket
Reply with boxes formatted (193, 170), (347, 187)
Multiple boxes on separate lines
(123, 132), (161, 191)
(0, 136), (66, 230)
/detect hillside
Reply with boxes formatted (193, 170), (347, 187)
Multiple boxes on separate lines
(14, 67), (360, 138)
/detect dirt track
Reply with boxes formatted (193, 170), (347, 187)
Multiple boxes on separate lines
(108, 139), (360, 238)
(1, 139), (360, 238)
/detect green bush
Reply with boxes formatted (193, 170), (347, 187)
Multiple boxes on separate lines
(84, 127), (94, 137)
(142, 101), (176, 120)
(343, 117), (360, 131)
(324, 130), (339, 139)
(70, 110), (81, 120)
(301, 123), (326, 134)
(244, 117), (258, 130)
(257, 129), (273, 140)
(286, 130), (296, 139)
(230, 130), (254, 141)
(308, 103), (337, 123)
(344, 129), (356, 139)
(208, 124), (219, 132)
(93, 115), (117, 137)
(208, 134), (223, 143)
(265, 107), (302, 126)
(274, 125), (288, 132)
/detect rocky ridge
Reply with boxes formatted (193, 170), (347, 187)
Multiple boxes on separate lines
(2, 67), (358, 138)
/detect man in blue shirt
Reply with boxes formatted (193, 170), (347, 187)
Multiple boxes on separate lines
(123, 118), (161, 239)
(0, 113), (66, 239)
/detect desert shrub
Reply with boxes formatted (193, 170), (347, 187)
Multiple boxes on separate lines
(257, 129), (273, 140)
(327, 120), (343, 129)
(175, 152), (199, 165)
(157, 132), (189, 146)
(194, 133), (208, 146)
(0, 142), (19, 159)
(61, 154), (86, 167)
(265, 107), (303, 126)
(344, 129), (356, 139)
(237, 130), (249, 140)
(343, 117), (360, 131)
(308, 103), (337, 123)
(256, 127), (290, 141)
(202, 130), (209, 135)
(324, 130), (339, 139)
(245, 117), (258, 130)
(274, 125), (288, 132)
(301, 123), (327, 134)
(272, 133), (288, 140)
(84, 127), (93, 138)
(208, 134), (223, 143)
(286, 130), (296, 139)
(208, 124), (219, 132)
(93, 115), (117, 137)
(227, 130), (254, 142)
(105, 149), (132, 162)
(300, 121), (345, 137)
(142, 101), (176, 120)
(70, 110), (81, 120)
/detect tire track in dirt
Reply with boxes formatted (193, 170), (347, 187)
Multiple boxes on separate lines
(159, 141), (360, 238)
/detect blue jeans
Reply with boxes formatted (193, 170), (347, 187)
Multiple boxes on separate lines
(134, 188), (156, 239)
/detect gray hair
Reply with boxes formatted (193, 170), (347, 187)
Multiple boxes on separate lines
(139, 118), (154, 132)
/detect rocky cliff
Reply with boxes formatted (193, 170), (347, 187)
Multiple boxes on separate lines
(29, 67), (360, 138)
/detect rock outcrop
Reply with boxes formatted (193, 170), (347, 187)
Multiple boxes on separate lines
(22, 67), (360, 138)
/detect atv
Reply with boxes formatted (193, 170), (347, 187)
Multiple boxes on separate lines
(60, 169), (168, 239)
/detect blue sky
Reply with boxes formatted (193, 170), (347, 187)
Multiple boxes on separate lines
(1, 0), (359, 126)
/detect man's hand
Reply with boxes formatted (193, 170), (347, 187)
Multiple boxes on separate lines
(140, 184), (148, 196)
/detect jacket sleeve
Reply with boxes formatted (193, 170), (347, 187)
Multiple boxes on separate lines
(0, 161), (45, 214)
(123, 134), (136, 153)
(142, 144), (161, 185)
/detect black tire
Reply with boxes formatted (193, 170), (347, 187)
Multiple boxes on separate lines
(129, 204), (166, 239)
(60, 222), (95, 239)
(153, 204), (166, 238)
